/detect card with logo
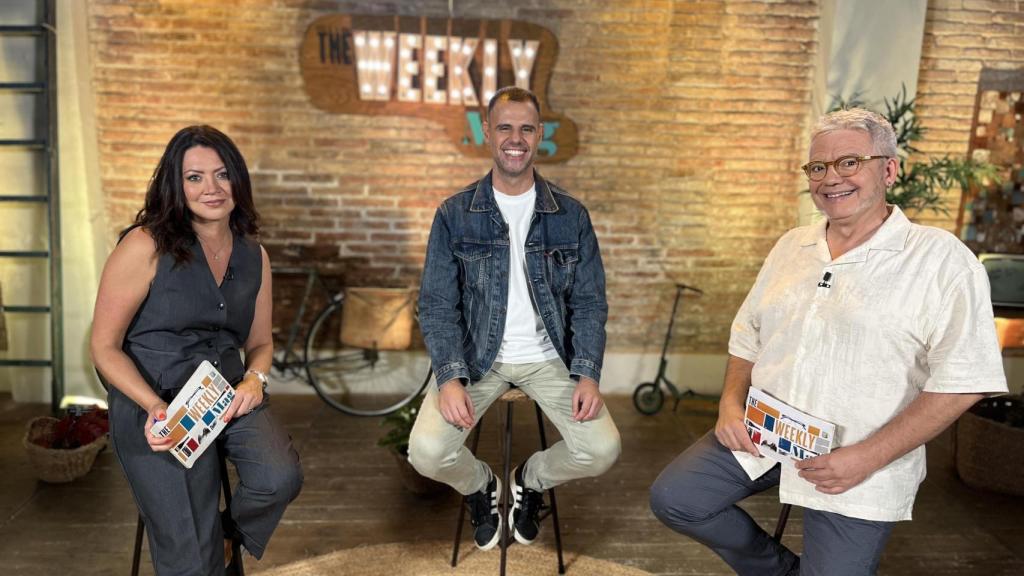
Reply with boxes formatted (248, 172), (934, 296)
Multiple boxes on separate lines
(744, 387), (835, 464)
(149, 361), (235, 468)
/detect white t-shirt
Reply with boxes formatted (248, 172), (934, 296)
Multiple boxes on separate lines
(493, 185), (560, 364)
(729, 206), (1007, 522)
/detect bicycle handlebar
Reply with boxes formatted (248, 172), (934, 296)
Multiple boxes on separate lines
(675, 283), (704, 295)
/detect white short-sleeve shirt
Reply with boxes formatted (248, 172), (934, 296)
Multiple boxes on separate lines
(729, 206), (1007, 522)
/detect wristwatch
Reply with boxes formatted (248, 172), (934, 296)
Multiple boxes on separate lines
(245, 369), (270, 391)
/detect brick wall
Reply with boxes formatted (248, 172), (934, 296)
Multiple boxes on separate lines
(86, 0), (1023, 356)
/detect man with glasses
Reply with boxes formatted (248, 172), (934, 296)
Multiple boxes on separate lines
(649, 108), (1007, 575)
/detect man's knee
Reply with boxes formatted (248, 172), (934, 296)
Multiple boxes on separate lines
(649, 474), (710, 529)
(649, 479), (680, 526)
(407, 429), (446, 479)
(592, 431), (621, 474)
(574, 428), (621, 476)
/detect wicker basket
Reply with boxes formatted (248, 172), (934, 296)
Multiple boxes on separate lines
(22, 416), (108, 483)
(955, 409), (1024, 497)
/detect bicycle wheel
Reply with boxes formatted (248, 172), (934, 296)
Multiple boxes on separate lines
(304, 296), (433, 416)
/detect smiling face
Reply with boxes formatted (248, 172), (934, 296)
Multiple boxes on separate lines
(484, 99), (542, 187)
(808, 129), (897, 229)
(182, 145), (234, 224)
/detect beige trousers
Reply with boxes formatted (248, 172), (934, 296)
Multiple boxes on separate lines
(408, 358), (621, 495)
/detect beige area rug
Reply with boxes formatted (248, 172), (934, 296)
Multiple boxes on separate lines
(253, 541), (652, 575)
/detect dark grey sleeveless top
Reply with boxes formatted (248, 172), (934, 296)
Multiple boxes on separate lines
(123, 233), (262, 391)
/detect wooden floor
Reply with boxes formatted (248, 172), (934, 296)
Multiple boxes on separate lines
(1, 393), (1022, 575)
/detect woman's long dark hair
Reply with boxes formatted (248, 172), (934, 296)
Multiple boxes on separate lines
(123, 125), (259, 264)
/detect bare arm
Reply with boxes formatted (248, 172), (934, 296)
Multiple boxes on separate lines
(89, 228), (174, 451)
(222, 245), (273, 422)
(796, 391), (983, 494)
(714, 354), (759, 457)
(90, 228), (162, 413)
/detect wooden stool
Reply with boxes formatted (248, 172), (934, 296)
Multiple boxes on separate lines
(131, 446), (243, 575)
(450, 387), (566, 575)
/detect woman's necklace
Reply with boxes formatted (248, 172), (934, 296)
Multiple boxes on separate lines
(197, 233), (232, 261)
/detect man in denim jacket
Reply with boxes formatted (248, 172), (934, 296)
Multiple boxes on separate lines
(409, 87), (621, 551)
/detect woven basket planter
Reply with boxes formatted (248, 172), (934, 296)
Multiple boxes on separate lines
(23, 416), (107, 483)
(955, 409), (1024, 497)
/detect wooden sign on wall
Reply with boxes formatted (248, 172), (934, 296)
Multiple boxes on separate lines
(300, 14), (578, 163)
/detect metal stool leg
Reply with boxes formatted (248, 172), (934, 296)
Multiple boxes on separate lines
(773, 503), (792, 541)
(131, 514), (144, 576)
(499, 401), (514, 576)
(535, 404), (565, 574)
(451, 416), (485, 567)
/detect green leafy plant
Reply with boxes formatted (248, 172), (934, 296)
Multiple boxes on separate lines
(831, 86), (1000, 214)
(377, 393), (448, 496)
(377, 393), (424, 456)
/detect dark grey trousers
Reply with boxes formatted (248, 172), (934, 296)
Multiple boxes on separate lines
(650, 432), (894, 576)
(109, 388), (303, 576)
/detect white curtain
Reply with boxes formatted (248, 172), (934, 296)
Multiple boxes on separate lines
(799, 0), (928, 225)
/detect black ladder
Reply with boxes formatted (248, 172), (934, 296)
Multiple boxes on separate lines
(0, 0), (63, 413)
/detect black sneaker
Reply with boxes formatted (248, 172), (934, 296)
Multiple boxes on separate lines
(466, 473), (502, 550)
(509, 464), (544, 545)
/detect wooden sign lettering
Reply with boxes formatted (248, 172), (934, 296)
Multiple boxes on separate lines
(300, 15), (578, 163)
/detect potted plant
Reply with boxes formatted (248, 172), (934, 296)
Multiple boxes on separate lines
(23, 406), (109, 483)
(378, 393), (448, 496)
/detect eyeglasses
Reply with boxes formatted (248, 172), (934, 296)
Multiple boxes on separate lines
(801, 155), (888, 181)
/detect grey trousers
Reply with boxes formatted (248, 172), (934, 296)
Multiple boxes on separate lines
(408, 359), (621, 495)
(109, 388), (303, 576)
(650, 432), (894, 576)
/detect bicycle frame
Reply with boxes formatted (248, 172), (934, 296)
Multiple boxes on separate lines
(271, 266), (334, 380)
(305, 345), (387, 372)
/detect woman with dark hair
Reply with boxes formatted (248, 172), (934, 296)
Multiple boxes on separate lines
(91, 125), (302, 575)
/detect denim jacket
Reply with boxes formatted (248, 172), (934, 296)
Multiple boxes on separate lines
(419, 170), (608, 387)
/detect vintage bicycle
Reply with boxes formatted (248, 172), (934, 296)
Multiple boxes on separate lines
(271, 266), (432, 417)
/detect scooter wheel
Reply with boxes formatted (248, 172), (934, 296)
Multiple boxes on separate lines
(633, 382), (664, 415)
